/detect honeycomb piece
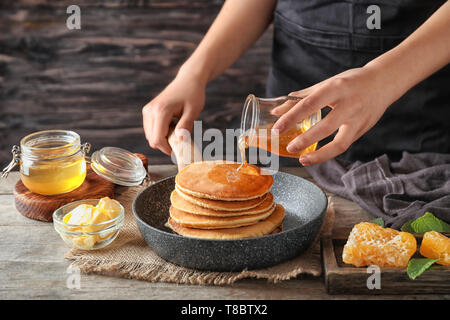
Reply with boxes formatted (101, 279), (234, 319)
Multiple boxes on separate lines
(419, 231), (450, 266)
(343, 222), (417, 267)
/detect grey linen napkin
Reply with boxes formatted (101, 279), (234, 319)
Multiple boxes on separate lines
(305, 151), (450, 229)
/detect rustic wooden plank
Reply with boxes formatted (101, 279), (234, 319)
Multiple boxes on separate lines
(330, 196), (375, 237)
(0, 0), (225, 9)
(0, 260), (324, 300)
(1, 260), (447, 300)
(0, 1), (273, 168)
(0, 195), (43, 226)
(0, 225), (72, 262)
(323, 236), (450, 295)
(321, 236), (334, 293)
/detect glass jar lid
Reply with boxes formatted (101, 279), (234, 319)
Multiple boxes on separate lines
(90, 147), (147, 186)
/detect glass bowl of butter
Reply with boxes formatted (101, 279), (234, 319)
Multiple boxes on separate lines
(53, 197), (125, 250)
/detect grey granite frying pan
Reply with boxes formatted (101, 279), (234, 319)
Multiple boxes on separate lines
(132, 171), (327, 272)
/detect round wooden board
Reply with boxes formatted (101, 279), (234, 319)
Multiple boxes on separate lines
(14, 166), (115, 222)
(13, 153), (148, 222)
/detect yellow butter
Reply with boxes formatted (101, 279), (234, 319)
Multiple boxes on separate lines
(71, 235), (98, 250)
(96, 197), (122, 219)
(62, 197), (122, 249)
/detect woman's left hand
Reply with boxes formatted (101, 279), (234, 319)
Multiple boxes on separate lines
(272, 65), (399, 166)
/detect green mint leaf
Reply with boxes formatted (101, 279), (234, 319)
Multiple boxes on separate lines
(401, 220), (415, 233)
(407, 258), (439, 280)
(410, 212), (450, 233)
(370, 218), (385, 227)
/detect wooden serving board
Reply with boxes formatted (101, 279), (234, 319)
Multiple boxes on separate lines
(14, 153), (148, 222)
(321, 235), (450, 295)
(14, 166), (115, 222)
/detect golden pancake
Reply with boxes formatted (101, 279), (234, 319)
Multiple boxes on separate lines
(171, 190), (274, 216)
(165, 220), (283, 235)
(174, 187), (267, 211)
(270, 226), (283, 235)
(175, 160), (273, 200)
(167, 204), (285, 240)
(169, 203), (276, 229)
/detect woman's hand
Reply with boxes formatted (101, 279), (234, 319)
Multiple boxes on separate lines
(142, 73), (206, 155)
(272, 65), (400, 166)
(272, 1), (450, 166)
(142, 0), (276, 156)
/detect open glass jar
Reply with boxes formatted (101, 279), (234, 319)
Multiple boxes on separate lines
(4, 130), (89, 195)
(239, 94), (321, 158)
(2, 130), (147, 195)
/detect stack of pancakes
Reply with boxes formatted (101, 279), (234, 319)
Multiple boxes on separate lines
(166, 160), (285, 240)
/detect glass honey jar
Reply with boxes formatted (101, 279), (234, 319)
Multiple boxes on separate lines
(2, 130), (90, 195)
(239, 94), (321, 159)
(2, 130), (147, 195)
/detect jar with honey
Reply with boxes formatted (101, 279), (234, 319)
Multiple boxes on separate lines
(1, 130), (89, 195)
(239, 94), (321, 159)
(2, 130), (147, 195)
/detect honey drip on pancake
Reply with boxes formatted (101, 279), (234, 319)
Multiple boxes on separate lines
(207, 162), (260, 184)
(236, 133), (247, 172)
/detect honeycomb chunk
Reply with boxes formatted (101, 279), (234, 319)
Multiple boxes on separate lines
(343, 222), (417, 267)
(419, 231), (450, 266)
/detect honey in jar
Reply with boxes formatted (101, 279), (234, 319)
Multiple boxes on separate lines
(20, 155), (87, 196)
(238, 94), (321, 162)
(9, 130), (89, 195)
(239, 123), (318, 158)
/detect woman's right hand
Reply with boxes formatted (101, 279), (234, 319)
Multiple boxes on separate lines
(142, 73), (206, 155)
(142, 0), (277, 156)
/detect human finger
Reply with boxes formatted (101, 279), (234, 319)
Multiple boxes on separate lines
(298, 124), (355, 166)
(285, 111), (341, 154)
(149, 105), (173, 155)
(272, 83), (338, 134)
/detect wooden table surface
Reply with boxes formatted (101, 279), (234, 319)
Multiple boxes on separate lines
(1, 165), (447, 300)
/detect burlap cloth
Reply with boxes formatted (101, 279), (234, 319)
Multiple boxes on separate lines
(65, 183), (335, 285)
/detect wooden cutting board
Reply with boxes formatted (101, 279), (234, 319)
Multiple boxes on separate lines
(321, 235), (450, 294)
(14, 153), (148, 222)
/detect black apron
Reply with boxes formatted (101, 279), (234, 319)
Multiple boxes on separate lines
(267, 0), (450, 163)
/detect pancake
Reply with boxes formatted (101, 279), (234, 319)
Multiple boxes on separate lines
(175, 160), (273, 200)
(169, 203), (276, 229)
(167, 204), (285, 240)
(171, 190), (274, 216)
(174, 187), (267, 211)
(270, 226), (283, 235)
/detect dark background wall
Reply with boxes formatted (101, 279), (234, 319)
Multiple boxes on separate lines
(0, 0), (272, 168)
